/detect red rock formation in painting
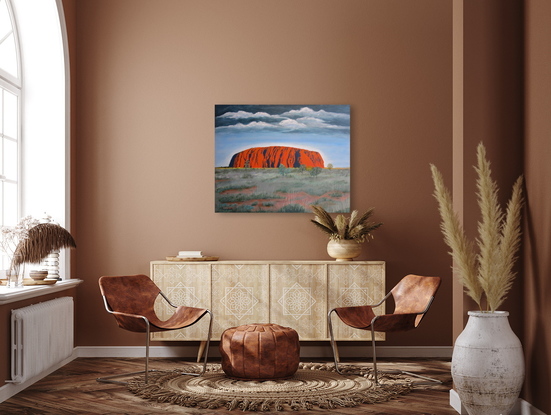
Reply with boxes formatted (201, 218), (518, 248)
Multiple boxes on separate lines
(229, 146), (324, 168)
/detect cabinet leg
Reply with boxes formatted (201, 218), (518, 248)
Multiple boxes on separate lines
(197, 340), (207, 363)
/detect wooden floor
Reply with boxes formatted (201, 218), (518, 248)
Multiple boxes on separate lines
(0, 358), (457, 415)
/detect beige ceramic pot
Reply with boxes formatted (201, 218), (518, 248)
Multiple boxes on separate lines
(326, 240), (363, 261)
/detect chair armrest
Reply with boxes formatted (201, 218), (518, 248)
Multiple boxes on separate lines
(367, 291), (393, 308)
(159, 291), (178, 308)
(110, 310), (147, 320)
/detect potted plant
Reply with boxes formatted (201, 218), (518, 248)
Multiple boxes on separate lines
(310, 205), (382, 261)
(430, 142), (524, 415)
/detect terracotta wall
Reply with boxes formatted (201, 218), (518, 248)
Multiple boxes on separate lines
(70, 0), (454, 350)
(524, 1), (551, 413)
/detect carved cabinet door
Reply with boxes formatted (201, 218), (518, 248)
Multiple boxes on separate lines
(269, 264), (327, 340)
(211, 264), (270, 338)
(327, 263), (386, 341)
(150, 263), (211, 341)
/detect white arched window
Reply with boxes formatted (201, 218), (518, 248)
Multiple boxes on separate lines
(1, 0), (70, 277)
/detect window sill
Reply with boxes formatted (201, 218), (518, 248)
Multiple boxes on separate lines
(0, 279), (82, 305)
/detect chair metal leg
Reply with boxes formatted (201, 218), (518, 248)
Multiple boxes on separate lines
(370, 324), (441, 385)
(180, 310), (213, 377)
(371, 326), (379, 385)
(97, 317), (154, 385)
(97, 312), (214, 384)
(328, 311), (442, 387)
(328, 309), (344, 375)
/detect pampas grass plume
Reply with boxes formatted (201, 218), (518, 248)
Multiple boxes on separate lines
(430, 142), (523, 311)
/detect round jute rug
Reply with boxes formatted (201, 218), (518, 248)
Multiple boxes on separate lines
(127, 363), (412, 412)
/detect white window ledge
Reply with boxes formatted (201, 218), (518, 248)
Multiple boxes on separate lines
(0, 279), (82, 305)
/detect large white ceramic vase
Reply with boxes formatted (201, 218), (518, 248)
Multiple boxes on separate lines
(452, 311), (524, 415)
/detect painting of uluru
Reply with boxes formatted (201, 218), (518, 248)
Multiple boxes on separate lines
(215, 105), (350, 213)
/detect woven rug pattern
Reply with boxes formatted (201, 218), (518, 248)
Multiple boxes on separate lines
(127, 363), (412, 411)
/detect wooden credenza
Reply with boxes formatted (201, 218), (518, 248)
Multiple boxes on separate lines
(150, 260), (385, 342)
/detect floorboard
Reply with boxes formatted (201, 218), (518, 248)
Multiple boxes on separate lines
(0, 358), (457, 414)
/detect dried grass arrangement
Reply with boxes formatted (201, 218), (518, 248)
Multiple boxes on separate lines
(310, 205), (383, 243)
(430, 143), (523, 312)
(12, 223), (76, 267)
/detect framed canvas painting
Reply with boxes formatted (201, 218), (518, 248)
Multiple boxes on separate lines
(215, 105), (350, 213)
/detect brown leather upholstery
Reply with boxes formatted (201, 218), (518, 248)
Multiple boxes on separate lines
(219, 324), (300, 380)
(99, 274), (208, 332)
(334, 274), (441, 333)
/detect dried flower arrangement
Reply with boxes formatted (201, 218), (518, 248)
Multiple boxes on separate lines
(430, 143), (524, 312)
(1, 215), (76, 278)
(1, 216), (41, 277)
(310, 205), (383, 243)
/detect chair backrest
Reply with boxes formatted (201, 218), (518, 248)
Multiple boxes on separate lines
(391, 274), (441, 327)
(99, 274), (160, 328)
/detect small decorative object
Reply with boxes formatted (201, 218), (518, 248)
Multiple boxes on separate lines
(310, 205), (382, 261)
(430, 142), (524, 415)
(39, 215), (61, 279)
(215, 105), (350, 213)
(326, 239), (363, 261)
(41, 251), (60, 279)
(5, 254), (24, 288)
(29, 270), (49, 281)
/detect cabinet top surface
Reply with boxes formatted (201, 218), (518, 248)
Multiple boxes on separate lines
(151, 260), (385, 265)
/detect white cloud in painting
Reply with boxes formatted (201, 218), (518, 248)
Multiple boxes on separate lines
(217, 110), (275, 120)
(278, 118), (308, 129)
(295, 116), (349, 130)
(218, 121), (278, 130)
(282, 107), (349, 123)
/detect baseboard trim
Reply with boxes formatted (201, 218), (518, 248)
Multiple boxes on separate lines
(450, 389), (547, 415)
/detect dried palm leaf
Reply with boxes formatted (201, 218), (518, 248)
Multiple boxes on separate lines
(335, 214), (349, 239)
(310, 205), (382, 242)
(311, 205), (338, 234)
(12, 223), (76, 266)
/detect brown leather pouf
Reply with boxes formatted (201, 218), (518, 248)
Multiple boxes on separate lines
(219, 323), (300, 380)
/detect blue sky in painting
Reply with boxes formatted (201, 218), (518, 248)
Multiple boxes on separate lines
(215, 105), (350, 168)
